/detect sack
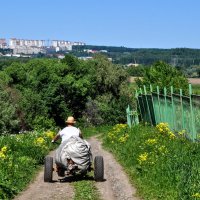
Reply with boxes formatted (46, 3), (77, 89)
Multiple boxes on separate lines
(55, 136), (92, 170)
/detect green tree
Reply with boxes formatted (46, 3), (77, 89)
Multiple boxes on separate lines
(0, 85), (19, 134)
(136, 61), (189, 93)
(2, 57), (94, 129)
(126, 65), (146, 77)
(83, 54), (135, 125)
(0, 55), (135, 132)
(197, 66), (200, 77)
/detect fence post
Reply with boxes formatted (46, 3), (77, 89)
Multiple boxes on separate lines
(180, 89), (185, 130)
(171, 86), (176, 130)
(156, 86), (161, 122)
(144, 85), (153, 125)
(150, 85), (156, 125)
(189, 84), (197, 141)
(164, 87), (167, 122)
(135, 89), (142, 123)
(139, 87), (145, 122)
(126, 105), (131, 128)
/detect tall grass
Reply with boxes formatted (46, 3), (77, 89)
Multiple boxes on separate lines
(81, 125), (111, 139)
(192, 84), (200, 95)
(73, 171), (101, 200)
(102, 123), (200, 200)
(0, 130), (56, 199)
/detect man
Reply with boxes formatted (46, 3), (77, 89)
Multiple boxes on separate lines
(52, 116), (83, 176)
(52, 116), (82, 143)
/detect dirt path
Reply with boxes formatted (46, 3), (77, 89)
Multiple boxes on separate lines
(14, 136), (140, 200)
(14, 151), (74, 200)
(90, 136), (139, 200)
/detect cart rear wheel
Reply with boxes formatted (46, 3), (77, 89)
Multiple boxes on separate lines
(94, 156), (104, 181)
(44, 156), (53, 182)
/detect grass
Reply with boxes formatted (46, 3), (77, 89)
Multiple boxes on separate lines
(102, 123), (200, 200)
(2, 123), (199, 200)
(0, 130), (56, 199)
(71, 125), (110, 200)
(192, 84), (200, 95)
(81, 125), (111, 139)
(73, 172), (101, 200)
(0, 126), (106, 199)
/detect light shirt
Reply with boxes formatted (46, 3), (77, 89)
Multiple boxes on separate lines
(59, 126), (80, 143)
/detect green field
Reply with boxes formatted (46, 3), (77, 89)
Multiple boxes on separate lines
(0, 130), (56, 199)
(102, 123), (200, 200)
(192, 84), (200, 95)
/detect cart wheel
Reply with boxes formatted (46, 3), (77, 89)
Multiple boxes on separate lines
(94, 156), (104, 181)
(44, 156), (53, 182)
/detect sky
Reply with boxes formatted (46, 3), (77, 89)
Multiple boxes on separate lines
(1, 0), (200, 49)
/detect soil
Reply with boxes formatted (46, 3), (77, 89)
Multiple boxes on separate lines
(188, 78), (200, 85)
(129, 76), (200, 85)
(14, 136), (140, 200)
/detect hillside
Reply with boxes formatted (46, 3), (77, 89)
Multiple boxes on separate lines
(72, 45), (200, 77)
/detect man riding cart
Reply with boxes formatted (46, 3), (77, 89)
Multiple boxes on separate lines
(44, 116), (104, 182)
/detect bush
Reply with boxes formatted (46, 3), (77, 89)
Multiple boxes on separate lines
(0, 130), (56, 199)
(136, 61), (189, 94)
(0, 56), (134, 132)
(103, 123), (200, 200)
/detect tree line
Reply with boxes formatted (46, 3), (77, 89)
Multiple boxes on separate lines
(72, 46), (200, 77)
(0, 52), (190, 134)
(0, 54), (134, 134)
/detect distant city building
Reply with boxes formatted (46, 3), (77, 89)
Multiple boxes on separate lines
(1, 37), (85, 55)
(0, 38), (7, 48)
(9, 38), (45, 48)
(73, 42), (85, 46)
(52, 40), (85, 51)
(52, 40), (72, 51)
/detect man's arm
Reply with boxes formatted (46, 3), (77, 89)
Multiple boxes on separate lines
(78, 128), (83, 139)
(52, 133), (61, 143)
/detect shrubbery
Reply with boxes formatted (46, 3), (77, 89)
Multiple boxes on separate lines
(135, 61), (189, 93)
(0, 55), (135, 133)
(103, 123), (200, 200)
(0, 130), (56, 199)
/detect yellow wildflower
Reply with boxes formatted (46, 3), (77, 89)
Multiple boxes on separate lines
(156, 122), (170, 134)
(178, 130), (186, 136)
(1, 146), (7, 153)
(158, 145), (168, 154)
(0, 151), (6, 159)
(192, 193), (200, 198)
(168, 131), (176, 139)
(119, 136), (125, 143)
(138, 152), (148, 164)
(118, 134), (129, 143)
(146, 138), (157, 145)
(45, 131), (55, 139)
(36, 137), (45, 145)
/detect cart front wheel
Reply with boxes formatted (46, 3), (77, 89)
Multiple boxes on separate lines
(94, 156), (104, 182)
(44, 156), (53, 182)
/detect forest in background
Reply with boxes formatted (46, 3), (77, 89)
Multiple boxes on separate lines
(72, 45), (200, 77)
(1, 46), (200, 77)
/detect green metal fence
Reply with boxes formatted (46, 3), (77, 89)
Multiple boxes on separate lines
(126, 105), (139, 127)
(127, 84), (200, 142)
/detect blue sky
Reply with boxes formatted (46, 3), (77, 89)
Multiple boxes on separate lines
(1, 0), (200, 48)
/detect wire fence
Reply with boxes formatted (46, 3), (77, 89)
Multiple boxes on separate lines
(126, 84), (200, 142)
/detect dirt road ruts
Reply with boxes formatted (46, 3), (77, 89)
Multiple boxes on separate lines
(14, 136), (140, 200)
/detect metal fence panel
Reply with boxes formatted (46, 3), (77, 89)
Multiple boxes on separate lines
(192, 95), (200, 140)
(131, 85), (199, 142)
